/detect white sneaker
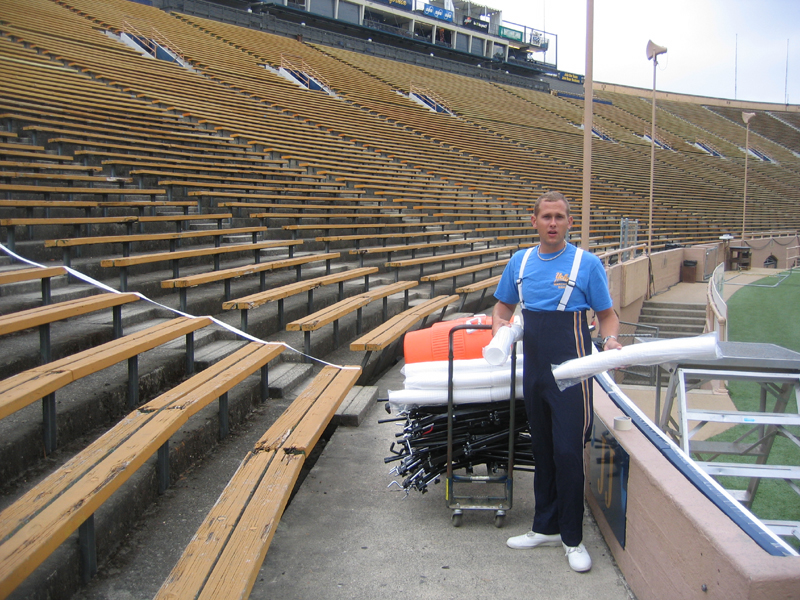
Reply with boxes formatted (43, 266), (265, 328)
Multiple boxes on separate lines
(563, 542), (592, 572)
(506, 531), (562, 549)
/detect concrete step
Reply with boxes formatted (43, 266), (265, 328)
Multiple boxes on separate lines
(0, 270), (70, 298)
(640, 306), (706, 319)
(223, 234), (263, 244)
(267, 361), (314, 397)
(333, 385), (378, 427)
(193, 339), (249, 371)
(643, 301), (705, 310)
(638, 315), (706, 327)
(188, 221), (229, 230)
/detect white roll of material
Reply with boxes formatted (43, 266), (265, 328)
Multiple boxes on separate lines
(482, 318), (524, 366)
(551, 332), (721, 390)
(388, 384), (524, 406)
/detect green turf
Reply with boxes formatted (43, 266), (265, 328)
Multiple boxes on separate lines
(700, 270), (800, 546)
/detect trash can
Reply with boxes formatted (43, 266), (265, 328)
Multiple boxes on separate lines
(681, 260), (697, 283)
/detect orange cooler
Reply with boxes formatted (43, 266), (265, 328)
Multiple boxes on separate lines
(404, 316), (493, 363)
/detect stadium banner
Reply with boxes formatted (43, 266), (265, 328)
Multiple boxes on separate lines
(424, 4), (454, 22)
(372, 0), (412, 11)
(498, 26), (523, 42)
(462, 16), (489, 32)
(558, 71), (585, 84)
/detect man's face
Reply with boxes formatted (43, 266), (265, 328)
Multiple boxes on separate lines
(531, 199), (573, 252)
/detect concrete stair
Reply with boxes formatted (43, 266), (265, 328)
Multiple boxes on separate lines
(622, 300), (708, 386)
(637, 300), (706, 339)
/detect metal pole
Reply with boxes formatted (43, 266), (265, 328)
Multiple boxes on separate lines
(581, 0), (594, 250)
(743, 122), (750, 241)
(648, 56), (658, 257)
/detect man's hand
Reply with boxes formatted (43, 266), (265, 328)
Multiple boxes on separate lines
(491, 300), (516, 336)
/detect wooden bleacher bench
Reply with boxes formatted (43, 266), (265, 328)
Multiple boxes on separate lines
(0, 316), (210, 452)
(250, 211), (423, 228)
(128, 168), (319, 184)
(156, 180), (343, 193)
(0, 199), (97, 218)
(223, 266), (378, 332)
(348, 236), (495, 267)
(0, 160), (102, 173)
(101, 240), (302, 291)
(0, 171), (131, 186)
(420, 258), (509, 296)
(283, 221), (449, 240)
(350, 294), (459, 368)
(0, 142), (44, 152)
(188, 191), (367, 209)
(455, 274), (503, 311)
(153, 364), (361, 600)
(136, 212), (231, 231)
(0, 148), (75, 161)
(103, 160), (304, 178)
(316, 229), (471, 252)
(0, 184), (165, 200)
(219, 201), (385, 218)
(0, 265), (67, 304)
(287, 281), (418, 358)
(0, 341), (285, 596)
(45, 225), (264, 268)
(0, 292), (138, 341)
(386, 244), (517, 279)
(2, 216), (138, 251)
(162, 251), (341, 312)
(99, 200), (197, 217)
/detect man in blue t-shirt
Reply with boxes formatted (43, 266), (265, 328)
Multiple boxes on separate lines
(492, 191), (621, 573)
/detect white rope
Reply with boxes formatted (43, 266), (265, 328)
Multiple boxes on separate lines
(0, 243), (359, 371)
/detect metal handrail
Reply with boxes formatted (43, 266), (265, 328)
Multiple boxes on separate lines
(280, 53), (330, 92)
(597, 243), (646, 266)
(409, 84), (452, 114)
(122, 20), (187, 64)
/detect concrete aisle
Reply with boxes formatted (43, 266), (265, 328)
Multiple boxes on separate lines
(253, 361), (634, 600)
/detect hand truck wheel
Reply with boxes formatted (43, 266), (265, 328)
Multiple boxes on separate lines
(451, 509), (463, 527)
(494, 510), (506, 528)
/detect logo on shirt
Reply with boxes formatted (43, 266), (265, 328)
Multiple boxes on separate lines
(554, 271), (570, 288)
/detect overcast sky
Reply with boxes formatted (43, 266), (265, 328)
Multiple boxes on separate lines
(488, 0), (799, 105)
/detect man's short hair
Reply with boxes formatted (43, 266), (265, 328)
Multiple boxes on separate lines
(534, 191), (571, 216)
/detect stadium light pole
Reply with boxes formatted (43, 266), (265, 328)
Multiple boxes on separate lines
(580, 0), (594, 250)
(646, 40), (667, 256)
(741, 111), (756, 241)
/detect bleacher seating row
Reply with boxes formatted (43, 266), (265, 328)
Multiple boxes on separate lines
(0, 0), (797, 597)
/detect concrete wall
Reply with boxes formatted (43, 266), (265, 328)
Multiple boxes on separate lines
(589, 389), (800, 600)
(739, 235), (799, 270)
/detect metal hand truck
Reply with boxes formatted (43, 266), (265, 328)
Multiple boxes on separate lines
(445, 323), (517, 528)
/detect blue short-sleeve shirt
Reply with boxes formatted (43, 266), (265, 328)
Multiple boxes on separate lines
(494, 243), (613, 313)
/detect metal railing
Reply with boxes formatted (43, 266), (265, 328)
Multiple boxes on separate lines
(596, 244), (645, 267)
(409, 84), (452, 114)
(122, 20), (188, 65)
(280, 53), (330, 92)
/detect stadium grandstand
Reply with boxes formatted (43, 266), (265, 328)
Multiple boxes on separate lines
(0, 0), (798, 598)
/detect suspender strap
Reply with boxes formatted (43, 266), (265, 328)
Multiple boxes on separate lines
(516, 246), (535, 306)
(557, 247), (584, 311)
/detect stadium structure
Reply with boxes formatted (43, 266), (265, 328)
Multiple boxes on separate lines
(0, 0), (799, 599)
